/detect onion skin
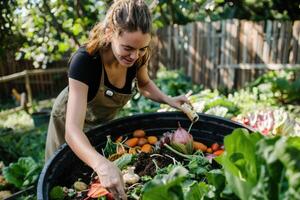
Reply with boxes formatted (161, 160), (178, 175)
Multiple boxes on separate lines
(170, 127), (194, 155)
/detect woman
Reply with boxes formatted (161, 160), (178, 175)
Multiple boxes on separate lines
(45, 0), (189, 199)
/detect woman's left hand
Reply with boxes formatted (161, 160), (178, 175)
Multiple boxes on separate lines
(167, 95), (191, 110)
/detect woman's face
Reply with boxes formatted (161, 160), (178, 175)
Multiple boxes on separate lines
(110, 30), (151, 67)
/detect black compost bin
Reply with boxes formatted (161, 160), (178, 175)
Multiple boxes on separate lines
(37, 112), (252, 200)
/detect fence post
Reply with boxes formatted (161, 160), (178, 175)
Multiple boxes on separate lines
(24, 70), (32, 105)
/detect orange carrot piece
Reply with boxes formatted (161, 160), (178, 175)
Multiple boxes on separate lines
(141, 144), (152, 153)
(211, 143), (220, 152)
(147, 136), (158, 145)
(87, 182), (109, 198)
(193, 141), (207, 152)
(125, 138), (139, 147)
(138, 138), (148, 146)
(213, 149), (224, 156)
(206, 148), (212, 153)
(133, 129), (146, 138)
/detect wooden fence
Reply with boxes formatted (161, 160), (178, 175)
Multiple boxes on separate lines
(150, 20), (300, 89)
(1, 20), (300, 102)
(0, 51), (68, 101)
(0, 68), (68, 104)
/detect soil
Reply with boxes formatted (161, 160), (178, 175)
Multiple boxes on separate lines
(134, 148), (187, 177)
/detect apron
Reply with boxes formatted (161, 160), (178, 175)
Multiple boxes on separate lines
(45, 63), (136, 160)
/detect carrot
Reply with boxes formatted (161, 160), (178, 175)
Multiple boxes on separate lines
(115, 136), (123, 143)
(206, 148), (212, 153)
(87, 182), (109, 198)
(125, 138), (139, 147)
(193, 141), (207, 152)
(147, 136), (158, 145)
(141, 144), (152, 153)
(133, 129), (146, 138)
(213, 149), (224, 156)
(138, 138), (148, 146)
(211, 143), (220, 152)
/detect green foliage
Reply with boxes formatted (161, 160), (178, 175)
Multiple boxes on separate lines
(0, 125), (47, 165)
(186, 152), (211, 180)
(155, 67), (203, 97)
(215, 128), (300, 200)
(152, 0), (300, 27)
(102, 135), (117, 158)
(215, 129), (263, 200)
(1, 0), (107, 67)
(3, 157), (41, 189)
(248, 69), (300, 104)
(113, 154), (135, 170)
(142, 165), (212, 200)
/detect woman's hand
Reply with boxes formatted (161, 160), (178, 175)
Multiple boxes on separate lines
(93, 159), (127, 200)
(167, 94), (191, 110)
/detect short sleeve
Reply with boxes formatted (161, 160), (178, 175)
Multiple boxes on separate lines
(68, 50), (92, 86)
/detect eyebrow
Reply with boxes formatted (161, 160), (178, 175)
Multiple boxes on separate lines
(122, 44), (149, 49)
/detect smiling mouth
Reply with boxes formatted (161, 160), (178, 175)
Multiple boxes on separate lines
(123, 57), (134, 64)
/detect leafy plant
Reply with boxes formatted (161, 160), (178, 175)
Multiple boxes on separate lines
(155, 67), (203, 97)
(3, 157), (41, 189)
(141, 165), (214, 200)
(248, 69), (300, 104)
(215, 128), (300, 200)
(0, 124), (47, 165)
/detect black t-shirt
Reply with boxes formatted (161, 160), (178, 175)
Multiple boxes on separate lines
(68, 47), (137, 102)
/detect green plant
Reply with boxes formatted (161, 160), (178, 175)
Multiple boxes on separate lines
(0, 125), (47, 165)
(215, 128), (300, 200)
(248, 69), (300, 104)
(3, 157), (41, 189)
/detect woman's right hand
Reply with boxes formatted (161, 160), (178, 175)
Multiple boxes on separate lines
(93, 159), (127, 200)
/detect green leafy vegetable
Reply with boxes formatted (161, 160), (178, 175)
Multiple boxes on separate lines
(215, 128), (300, 200)
(3, 157), (41, 189)
(141, 166), (188, 200)
(103, 135), (117, 157)
(113, 154), (135, 170)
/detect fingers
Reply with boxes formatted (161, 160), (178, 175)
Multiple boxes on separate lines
(116, 185), (127, 200)
(109, 187), (119, 200)
(100, 174), (126, 200)
(116, 174), (127, 200)
(108, 183), (127, 200)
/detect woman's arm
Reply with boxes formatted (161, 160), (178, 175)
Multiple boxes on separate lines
(65, 78), (126, 199)
(65, 78), (102, 168)
(136, 65), (189, 109)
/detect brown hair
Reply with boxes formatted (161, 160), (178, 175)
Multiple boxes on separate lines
(86, 0), (152, 67)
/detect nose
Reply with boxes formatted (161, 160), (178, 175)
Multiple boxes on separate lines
(129, 50), (139, 60)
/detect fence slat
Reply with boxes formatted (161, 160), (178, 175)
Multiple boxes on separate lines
(289, 21), (300, 63)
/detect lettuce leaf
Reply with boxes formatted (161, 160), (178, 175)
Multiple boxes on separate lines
(3, 157), (41, 189)
(215, 129), (263, 200)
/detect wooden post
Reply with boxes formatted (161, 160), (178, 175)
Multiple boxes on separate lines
(24, 70), (32, 105)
